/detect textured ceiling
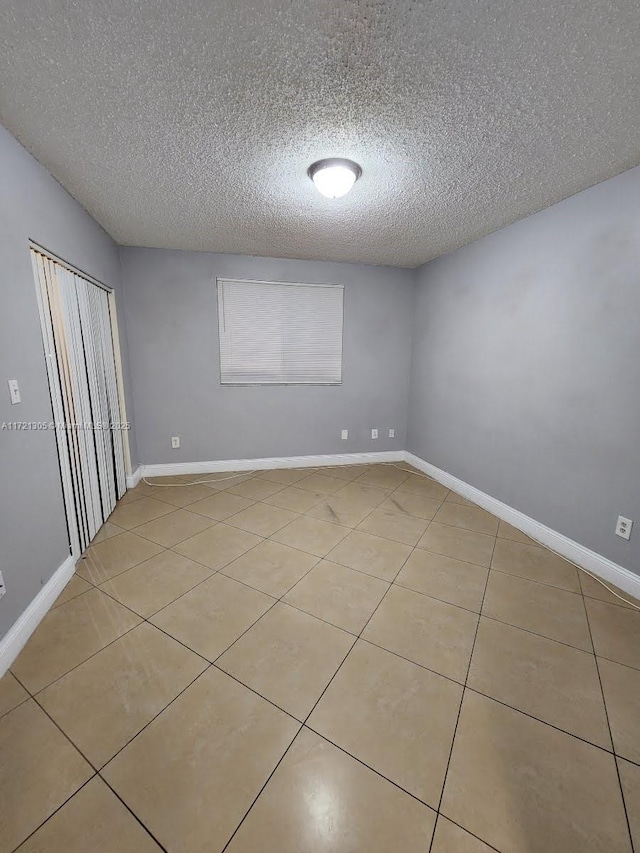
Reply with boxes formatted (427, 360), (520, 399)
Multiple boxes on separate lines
(0, 1), (639, 267)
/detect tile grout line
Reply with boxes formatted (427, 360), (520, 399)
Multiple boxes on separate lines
(429, 813), (503, 853)
(581, 582), (637, 853)
(427, 528), (498, 853)
(217, 493), (425, 852)
(8, 775), (100, 853)
(217, 725), (306, 852)
(7, 680), (173, 852)
(81, 527), (335, 782)
(11, 613), (146, 699)
(89, 493), (639, 613)
(16, 519), (635, 847)
(89, 776), (171, 853)
(10, 465), (636, 851)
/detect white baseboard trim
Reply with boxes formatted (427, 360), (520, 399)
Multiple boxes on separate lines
(0, 554), (76, 678)
(126, 467), (142, 489)
(140, 451), (406, 480)
(405, 452), (640, 601)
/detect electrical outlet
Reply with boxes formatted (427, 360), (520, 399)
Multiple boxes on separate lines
(171, 436), (180, 449)
(371, 428), (378, 439)
(615, 515), (633, 540)
(388, 428), (395, 438)
(341, 429), (348, 440)
(0, 571), (5, 600)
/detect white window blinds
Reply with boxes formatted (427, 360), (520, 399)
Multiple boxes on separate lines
(217, 279), (344, 385)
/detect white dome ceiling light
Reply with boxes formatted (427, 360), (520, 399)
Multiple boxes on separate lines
(308, 158), (362, 199)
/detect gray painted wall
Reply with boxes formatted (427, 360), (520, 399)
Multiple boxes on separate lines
(0, 126), (137, 638)
(120, 247), (413, 465)
(408, 166), (640, 575)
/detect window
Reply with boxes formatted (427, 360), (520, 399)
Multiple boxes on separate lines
(217, 279), (344, 385)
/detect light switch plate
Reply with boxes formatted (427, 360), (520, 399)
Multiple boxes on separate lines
(8, 379), (21, 405)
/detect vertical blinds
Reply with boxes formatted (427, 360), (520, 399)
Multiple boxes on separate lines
(32, 249), (126, 554)
(217, 279), (344, 385)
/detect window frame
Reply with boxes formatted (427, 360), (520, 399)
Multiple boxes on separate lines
(216, 277), (345, 387)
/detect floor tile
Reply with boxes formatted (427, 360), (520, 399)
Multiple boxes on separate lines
(0, 671), (28, 719)
(497, 519), (536, 544)
(441, 690), (631, 853)
(363, 584), (478, 681)
(579, 571), (638, 609)
(150, 572), (273, 660)
(482, 571), (592, 651)
(355, 465), (410, 489)
(200, 471), (254, 491)
(468, 617), (611, 748)
(395, 549), (488, 612)
(133, 508), (215, 546)
(395, 473), (449, 500)
(100, 549), (212, 617)
(145, 474), (195, 484)
(217, 603), (354, 720)
(146, 474), (205, 485)
(0, 700), (92, 853)
(306, 493), (375, 527)
(78, 531), (164, 584)
(225, 728), (436, 852)
(357, 506), (428, 545)
(272, 515), (350, 558)
(296, 472), (346, 494)
(108, 496), (174, 530)
(417, 522), (495, 567)
(443, 492), (477, 508)
(598, 657), (640, 763)
(332, 481), (390, 508)
(11, 589), (141, 693)
(11, 461), (634, 853)
(103, 667), (298, 853)
(585, 598), (640, 669)
(394, 462), (421, 474)
(145, 483), (214, 508)
(38, 622), (207, 767)
(284, 560), (389, 634)
(308, 640), (462, 807)
(378, 490), (442, 520)
(221, 538), (318, 597)
(491, 537), (580, 592)
(263, 485), (327, 512)
(321, 463), (370, 480)
(227, 502), (299, 536)
(618, 759), (640, 851)
(431, 817), (494, 852)
(117, 483), (156, 504)
(53, 574), (92, 608)
(16, 776), (162, 853)
(173, 522), (262, 571)
(327, 530), (412, 581)
(90, 521), (124, 544)
(187, 491), (255, 520)
(257, 468), (311, 485)
(433, 502), (499, 536)
(228, 478), (286, 500)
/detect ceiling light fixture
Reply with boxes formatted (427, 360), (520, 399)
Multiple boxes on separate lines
(308, 158), (362, 199)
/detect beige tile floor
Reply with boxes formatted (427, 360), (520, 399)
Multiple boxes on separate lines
(1, 462), (639, 852)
